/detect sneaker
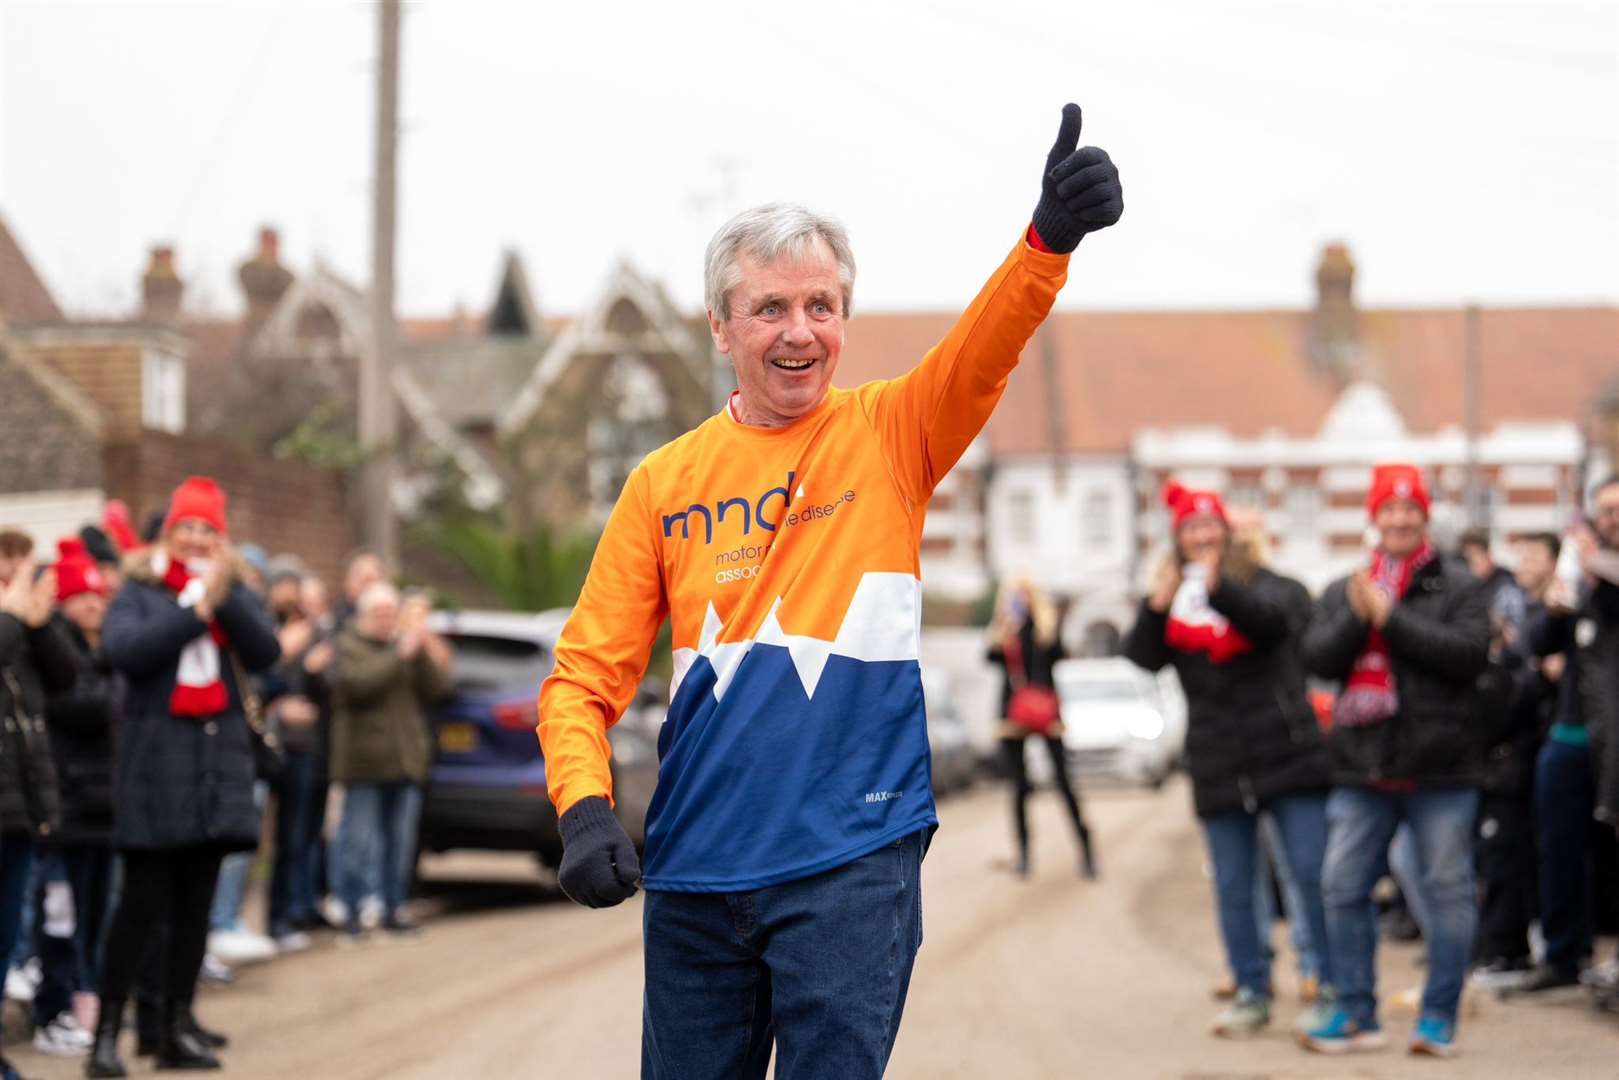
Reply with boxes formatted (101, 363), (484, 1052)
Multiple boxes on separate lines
(1579, 957), (1619, 990)
(1470, 956), (1534, 992)
(1409, 1014), (1457, 1057)
(1299, 1009), (1386, 1054)
(200, 953), (235, 985)
(4, 960), (39, 1003)
(1500, 963), (1583, 1003)
(208, 926), (277, 965)
(1294, 985), (1336, 1034)
(1212, 988), (1270, 1037)
(274, 930), (313, 954)
(359, 896), (385, 931)
(320, 895), (350, 929)
(31, 1010), (93, 1057)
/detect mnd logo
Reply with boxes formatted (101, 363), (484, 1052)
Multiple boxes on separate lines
(663, 472), (795, 545)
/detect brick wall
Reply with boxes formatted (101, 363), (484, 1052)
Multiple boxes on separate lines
(34, 341), (144, 439)
(103, 433), (356, 588)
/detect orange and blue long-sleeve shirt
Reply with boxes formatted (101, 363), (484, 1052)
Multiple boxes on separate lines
(538, 234), (1070, 891)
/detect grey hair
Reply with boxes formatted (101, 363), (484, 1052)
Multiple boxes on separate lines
(703, 203), (856, 321)
(356, 581), (400, 615)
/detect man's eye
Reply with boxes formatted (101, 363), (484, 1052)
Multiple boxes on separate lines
(760, 304), (781, 317)
(813, 302), (831, 315)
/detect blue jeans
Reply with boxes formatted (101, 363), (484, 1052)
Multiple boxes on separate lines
(1323, 786), (1479, 1026)
(269, 749), (327, 936)
(1535, 738), (1595, 971)
(1200, 793), (1332, 998)
(641, 831), (925, 1080)
(0, 833), (37, 978)
(1388, 823), (1438, 939)
(336, 782), (422, 923)
(1258, 811), (1321, 981)
(209, 780), (269, 932)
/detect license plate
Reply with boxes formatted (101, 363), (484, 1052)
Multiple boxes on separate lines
(437, 722), (478, 754)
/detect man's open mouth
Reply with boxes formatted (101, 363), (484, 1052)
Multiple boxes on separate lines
(770, 357), (816, 371)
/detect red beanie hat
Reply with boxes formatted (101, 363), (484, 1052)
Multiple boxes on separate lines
(1163, 481), (1228, 530)
(163, 476), (229, 536)
(55, 538), (108, 602)
(1366, 463), (1431, 519)
(102, 500), (139, 552)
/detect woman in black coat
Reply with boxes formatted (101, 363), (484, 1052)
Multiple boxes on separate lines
(1123, 485), (1332, 1038)
(87, 478), (280, 1078)
(987, 579), (1095, 879)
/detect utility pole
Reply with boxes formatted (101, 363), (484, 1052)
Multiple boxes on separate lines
(1463, 303), (1483, 531)
(362, 0), (401, 565)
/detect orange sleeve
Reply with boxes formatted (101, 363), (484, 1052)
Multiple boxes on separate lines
(537, 465), (668, 816)
(862, 234), (1069, 500)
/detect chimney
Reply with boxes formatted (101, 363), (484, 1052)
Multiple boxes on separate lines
(1309, 242), (1360, 381)
(140, 245), (183, 324)
(238, 226), (294, 331)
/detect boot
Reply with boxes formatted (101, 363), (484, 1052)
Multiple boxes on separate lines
(154, 1000), (220, 1071)
(135, 996), (162, 1056)
(180, 1003), (228, 1049)
(86, 998), (129, 1079)
(1078, 824), (1098, 881)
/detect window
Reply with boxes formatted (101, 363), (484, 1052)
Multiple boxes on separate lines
(1227, 485), (1263, 510)
(1082, 490), (1112, 547)
(1007, 490), (1036, 546)
(1286, 486), (1319, 535)
(141, 350), (184, 433)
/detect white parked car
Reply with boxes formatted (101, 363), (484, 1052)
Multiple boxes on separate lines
(1053, 658), (1185, 788)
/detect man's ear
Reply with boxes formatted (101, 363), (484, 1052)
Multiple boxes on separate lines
(707, 309), (731, 355)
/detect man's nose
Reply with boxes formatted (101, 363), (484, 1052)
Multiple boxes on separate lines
(781, 308), (814, 347)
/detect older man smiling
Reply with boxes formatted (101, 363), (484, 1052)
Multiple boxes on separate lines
(538, 103), (1122, 1079)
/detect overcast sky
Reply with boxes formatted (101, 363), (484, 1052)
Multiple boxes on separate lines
(1, 0), (1615, 321)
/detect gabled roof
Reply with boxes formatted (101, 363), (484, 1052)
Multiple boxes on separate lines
(836, 305), (1619, 456)
(486, 250), (542, 337)
(0, 215), (64, 323)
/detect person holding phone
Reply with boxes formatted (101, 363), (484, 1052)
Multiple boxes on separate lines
(1125, 482), (1332, 1039)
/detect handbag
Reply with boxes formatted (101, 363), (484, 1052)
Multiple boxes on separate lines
(226, 651), (285, 781)
(1004, 636), (1061, 736)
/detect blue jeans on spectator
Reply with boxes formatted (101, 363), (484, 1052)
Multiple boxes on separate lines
(1535, 738), (1595, 971)
(641, 831), (926, 1080)
(270, 749), (327, 936)
(1388, 823), (1438, 938)
(209, 780), (269, 933)
(0, 833), (37, 983)
(1200, 793), (1332, 999)
(1257, 810), (1321, 983)
(336, 782), (422, 925)
(1323, 786), (1479, 1027)
(32, 845), (115, 1025)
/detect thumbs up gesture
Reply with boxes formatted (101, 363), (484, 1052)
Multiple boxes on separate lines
(1031, 103), (1123, 254)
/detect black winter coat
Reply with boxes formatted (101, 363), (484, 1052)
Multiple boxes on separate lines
(1123, 568), (1331, 818)
(102, 570), (280, 852)
(1302, 557), (1490, 788)
(44, 615), (124, 846)
(0, 612), (74, 837)
(1533, 578), (1619, 825)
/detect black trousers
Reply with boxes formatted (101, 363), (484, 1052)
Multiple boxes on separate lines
(1000, 734), (1089, 859)
(98, 847), (224, 1006)
(1476, 792), (1538, 962)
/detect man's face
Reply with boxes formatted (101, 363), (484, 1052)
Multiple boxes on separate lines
(1374, 498), (1428, 558)
(267, 579), (302, 620)
(62, 592), (107, 636)
(1513, 540), (1556, 596)
(345, 555), (385, 603)
(708, 240), (845, 426)
(360, 597), (399, 641)
(1463, 544), (1494, 579)
(1176, 515), (1227, 563)
(301, 578), (329, 620)
(1593, 484), (1619, 549)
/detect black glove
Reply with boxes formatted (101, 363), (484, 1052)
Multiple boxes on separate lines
(1031, 103), (1123, 254)
(557, 795), (642, 908)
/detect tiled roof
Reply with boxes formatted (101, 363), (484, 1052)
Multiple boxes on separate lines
(837, 305), (1619, 456)
(0, 215), (64, 323)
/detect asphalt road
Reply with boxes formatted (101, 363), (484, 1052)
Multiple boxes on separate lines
(7, 778), (1615, 1078)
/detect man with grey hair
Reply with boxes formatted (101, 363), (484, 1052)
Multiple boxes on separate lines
(539, 102), (1121, 1078)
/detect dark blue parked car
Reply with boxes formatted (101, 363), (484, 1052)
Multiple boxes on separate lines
(419, 609), (660, 869)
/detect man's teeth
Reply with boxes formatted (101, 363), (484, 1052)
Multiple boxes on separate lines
(771, 358), (814, 370)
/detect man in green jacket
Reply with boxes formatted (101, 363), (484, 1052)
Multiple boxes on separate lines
(330, 582), (451, 942)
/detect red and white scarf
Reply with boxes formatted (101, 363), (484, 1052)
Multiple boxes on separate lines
(1165, 563), (1253, 663)
(159, 553), (229, 717)
(1334, 541), (1435, 728)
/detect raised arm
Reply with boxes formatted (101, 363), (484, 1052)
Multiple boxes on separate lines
(863, 104), (1122, 500)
